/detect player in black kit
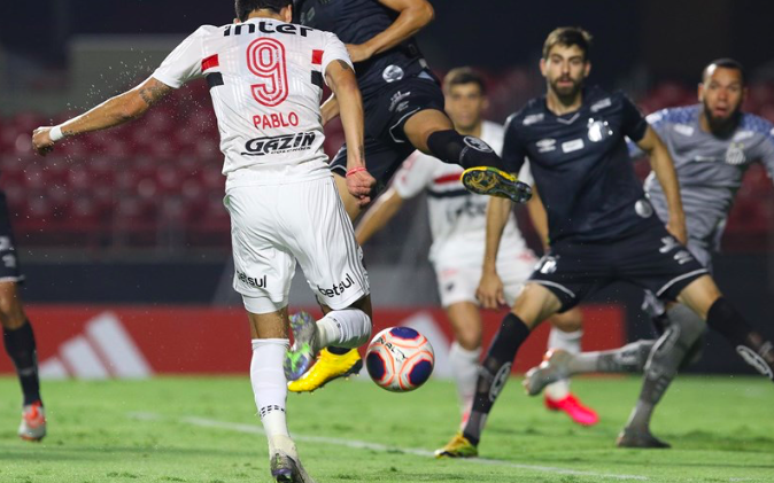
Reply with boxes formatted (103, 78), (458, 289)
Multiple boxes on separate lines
(290, 0), (531, 392)
(436, 27), (774, 456)
(0, 193), (46, 441)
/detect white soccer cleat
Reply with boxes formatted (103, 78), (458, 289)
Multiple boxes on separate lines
(270, 451), (317, 483)
(18, 401), (46, 442)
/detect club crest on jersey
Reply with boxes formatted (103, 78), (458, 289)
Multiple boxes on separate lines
(242, 132), (316, 156)
(382, 65), (405, 83)
(463, 136), (493, 153)
(725, 143), (746, 165)
(587, 118), (613, 143)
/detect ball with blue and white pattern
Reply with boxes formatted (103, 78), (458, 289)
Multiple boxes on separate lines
(366, 327), (434, 392)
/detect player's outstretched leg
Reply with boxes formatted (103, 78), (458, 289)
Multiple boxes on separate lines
(404, 110), (532, 204)
(1, 282), (46, 441)
(436, 284), (561, 458)
(285, 302), (372, 382)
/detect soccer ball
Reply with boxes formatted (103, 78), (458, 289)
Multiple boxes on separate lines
(365, 327), (434, 392)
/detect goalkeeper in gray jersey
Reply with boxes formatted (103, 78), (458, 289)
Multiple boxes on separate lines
(524, 58), (774, 448)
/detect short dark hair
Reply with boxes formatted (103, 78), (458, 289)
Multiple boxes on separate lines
(703, 58), (746, 85)
(443, 67), (486, 95)
(235, 0), (292, 21)
(542, 27), (593, 61)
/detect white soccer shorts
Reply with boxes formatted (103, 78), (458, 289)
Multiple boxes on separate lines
(434, 251), (537, 308)
(227, 176), (370, 314)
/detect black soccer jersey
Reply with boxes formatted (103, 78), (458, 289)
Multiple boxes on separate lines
(504, 86), (657, 244)
(295, 0), (426, 99)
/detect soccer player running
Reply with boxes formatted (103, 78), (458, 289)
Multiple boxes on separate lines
(0, 200), (46, 441)
(291, 0), (532, 392)
(351, 67), (598, 426)
(436, 27), (774, 458)
(524, 58), (774, 446)
(32, 1), (375, 481)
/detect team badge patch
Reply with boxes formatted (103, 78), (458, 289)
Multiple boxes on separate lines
(463, 136), (494, 153)
(382, 65), (405, 83)
(587, 118), (613, 142)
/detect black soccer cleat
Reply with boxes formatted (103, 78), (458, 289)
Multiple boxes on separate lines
(616, 428), (671, 449)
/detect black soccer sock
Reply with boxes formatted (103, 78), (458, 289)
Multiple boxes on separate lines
(3, 320), (42, 406)
(327, 346), (351, 356)
(426, 130), (506, 171)
(462, 313), (531, 446)
(625, 304), (705, 432)
(706, 297), (774, 381)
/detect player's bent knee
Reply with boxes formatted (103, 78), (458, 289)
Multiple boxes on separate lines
(677, 275), (722, 320)
(511, 283), (561, 328)
(549, 308), (583, 332)
(0, 286), (25, 329)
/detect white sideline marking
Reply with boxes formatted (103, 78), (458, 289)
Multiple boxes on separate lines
(128, 412), (648, 481)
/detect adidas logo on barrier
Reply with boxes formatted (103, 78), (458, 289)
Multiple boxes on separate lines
(39, 312), (153, 380)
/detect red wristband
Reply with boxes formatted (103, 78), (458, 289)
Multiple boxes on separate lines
(346, 167), (367, 177)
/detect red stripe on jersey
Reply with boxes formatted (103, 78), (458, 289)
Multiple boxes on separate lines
(202, 54), (219, 71)
(433, 173), (463, 185)
(311, 50), (323, 65)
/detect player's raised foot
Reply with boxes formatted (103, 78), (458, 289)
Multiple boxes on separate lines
(616, 427), (671, 449)
(288, 348), (363, 393)
(270, 452), (317, 483)
(461, 167), (532, 203)
(18, 401), (46, 442)
(285, 312), (322, 381)
(434, 432), (478, 459)
(545, 393), (599, 426)
(523, 349), (572, 396)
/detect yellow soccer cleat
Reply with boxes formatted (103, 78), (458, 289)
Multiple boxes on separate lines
(434, 432), (478, 459)
(461, 166), (532, 203)
(288, 348), (363, 393)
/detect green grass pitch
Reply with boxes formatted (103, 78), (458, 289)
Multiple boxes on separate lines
(0, 375), (772, 483)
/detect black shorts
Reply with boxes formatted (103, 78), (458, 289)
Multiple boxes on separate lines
(330, 71), (445, 193)
(530, 225), (708, 312)
(0, 192), (24, 283)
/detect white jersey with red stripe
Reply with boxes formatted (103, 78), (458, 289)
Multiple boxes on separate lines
(392, 121), (535, 270)
(152, 18), (352, 188)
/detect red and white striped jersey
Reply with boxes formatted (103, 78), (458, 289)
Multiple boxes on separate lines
(152, 18), (352, 187)
(392, 121), (534, 269)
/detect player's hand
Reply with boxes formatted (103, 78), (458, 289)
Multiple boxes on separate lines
(666, 216), (687, 245)
(345, 43), (374, 63)
(477, 270), (506, 310)
(346, 170), (376, 207)
(32, 127), (55, 156)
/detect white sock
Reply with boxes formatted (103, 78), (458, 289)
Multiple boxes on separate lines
(316, 309), (372, 348)
(449, 342), (481, 415)
(251, 338), (293, 457)
(545, 328), (583, 401)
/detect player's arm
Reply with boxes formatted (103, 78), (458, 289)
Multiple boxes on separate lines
(477, 196), (512, 310)
(346, 0), (434, 62)
(325, 58), (375, 205)
(32, 78), (172, 156)
(355, 187), (406, 245)
(636, 125), (687, 244)
(526, 185), (550, 251)
(321, 94), (341, 126)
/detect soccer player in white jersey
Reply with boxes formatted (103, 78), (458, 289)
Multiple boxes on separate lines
(32, 1), (375, 481)
(354, 68), (598, 426)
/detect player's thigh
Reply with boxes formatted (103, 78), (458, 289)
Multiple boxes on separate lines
(403, 109), (453, 152)
(280, 177), (370, 311)
(511, 283), (563, 328)
(497, 250), (539, 306)
(676, 275), (722, 320)
(0, 192), (27, 329)
(330, 136), (413, 198)
(446, 302), (482, 350)
(0, 281), (25, 329)
(226, 186), (296, 315)
(548, 307), (584, 333)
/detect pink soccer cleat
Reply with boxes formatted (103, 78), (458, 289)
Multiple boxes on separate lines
(545, 393), (599, 426)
